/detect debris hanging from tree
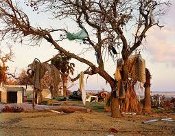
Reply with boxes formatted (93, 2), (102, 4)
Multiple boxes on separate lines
(66, 29), (88, 41)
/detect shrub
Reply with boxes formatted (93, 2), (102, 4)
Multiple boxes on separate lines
(2, 105), (24, 113)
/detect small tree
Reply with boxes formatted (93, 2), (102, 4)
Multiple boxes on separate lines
(51, 52), (75, 97)
(16, 69), (32, 85)
(0, 0), (169, 117)
(0, 46), (13, 84)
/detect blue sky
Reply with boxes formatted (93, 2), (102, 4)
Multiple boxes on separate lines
(4, 0), (175, 92)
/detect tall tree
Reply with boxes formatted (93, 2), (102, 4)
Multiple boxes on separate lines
(0, 0), (169, 117)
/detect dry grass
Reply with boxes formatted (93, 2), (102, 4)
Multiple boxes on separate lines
(0, 102), (175, 136)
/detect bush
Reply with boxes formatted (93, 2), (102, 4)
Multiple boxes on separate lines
(2, 106), (24, 113)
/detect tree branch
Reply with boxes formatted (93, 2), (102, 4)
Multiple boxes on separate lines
(43, 33), (115, 87)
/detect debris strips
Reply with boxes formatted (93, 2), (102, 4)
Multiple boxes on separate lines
(116, 54), (146, 83)
(142, 118), (175, 124)
(28, 59), (61, 98)
(115, 54), (146, 112)
(79, 72), (86, 105)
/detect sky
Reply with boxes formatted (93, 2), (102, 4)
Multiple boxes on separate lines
(3, 0), (175, 92)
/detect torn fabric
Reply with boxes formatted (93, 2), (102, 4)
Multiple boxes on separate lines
(67, 29), (88, 41)
(79, 72), (86, 105)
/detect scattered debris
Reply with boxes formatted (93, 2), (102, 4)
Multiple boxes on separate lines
(161, 118), (175, 122)
(142, 119), (159, 124)
(86, 95), (98, 102)
(122, 112), (136, 115)
(142, 118), (175, 124)
(107, 134), (114, 136)
(50, 110), (62, 114)
(108, 128), (118, 133)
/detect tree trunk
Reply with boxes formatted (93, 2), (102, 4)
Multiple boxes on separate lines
(117, 58), (142, 113)
(62, 74), (68, 97)
(111, 85), (121, 118)
(143, 85), (151, 113)
(35, 91), (38, 104)
(49, 85), (54, 98)
(49, 85), (58, 98)
(143, 68), (151, 113)
(32, 89), (35, 109)
(37, 91), (43, 104)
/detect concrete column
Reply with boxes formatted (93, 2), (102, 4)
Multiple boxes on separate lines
(17, 91), (23, 103)
(1, 91), (7, 103)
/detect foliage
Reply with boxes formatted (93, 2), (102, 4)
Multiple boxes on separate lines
(51, 52), (75, 96)
(16, 69), (32, 85)
(6, 78), (18, 85)
(0, 46), (14, 84)
(40, 71), (53, 89)
(51, 52), (75, 75)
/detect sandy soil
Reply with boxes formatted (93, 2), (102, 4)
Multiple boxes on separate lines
(0, 103), (175, 136)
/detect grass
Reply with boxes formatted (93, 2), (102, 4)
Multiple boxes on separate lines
(86, 102), (105, 112)
(39, 98), (105, 112)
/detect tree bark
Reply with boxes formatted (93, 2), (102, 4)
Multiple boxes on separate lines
(62, 74), (68, 97)
(143, 85), (151, 113)
(35, 91), (38, 104)
(37, 91), (43, 104)
(111, 84), (121, 118)
(143, 68), (151, 113)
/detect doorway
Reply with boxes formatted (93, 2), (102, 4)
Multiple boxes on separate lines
(7, 92), (17, 103)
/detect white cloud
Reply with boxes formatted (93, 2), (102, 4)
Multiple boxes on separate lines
(145, 0), (175, 67)
(146, 27), (175, 66)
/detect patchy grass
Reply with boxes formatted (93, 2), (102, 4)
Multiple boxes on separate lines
(38, 99), (105, 112)
(86, 102), (105, 112)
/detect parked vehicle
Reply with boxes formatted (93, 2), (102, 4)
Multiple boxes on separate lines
(69, 91), (82, 100)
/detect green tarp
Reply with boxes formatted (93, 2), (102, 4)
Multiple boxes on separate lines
(66, 29), (88, 41)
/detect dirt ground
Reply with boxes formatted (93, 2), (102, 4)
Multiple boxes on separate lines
(0, 103), (175, 136)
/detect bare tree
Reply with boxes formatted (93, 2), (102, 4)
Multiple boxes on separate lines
(0, 46), (14, 84)
(0, 0), (169, 117)
(15, 69), (32, 85)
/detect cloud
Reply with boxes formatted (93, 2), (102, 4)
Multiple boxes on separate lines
(145, 2), (175, 66)
(146, 27), (175, 66)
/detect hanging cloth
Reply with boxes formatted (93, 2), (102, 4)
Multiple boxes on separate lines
(67, 29), (88, 41)
(115, 68), (121, 81)
(128, 54), (146, 83)
(29, 59), (44, 90)
(136, 55), (146, 83)
(79, 72), (86, 105)
(117, 54), (146, 83)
